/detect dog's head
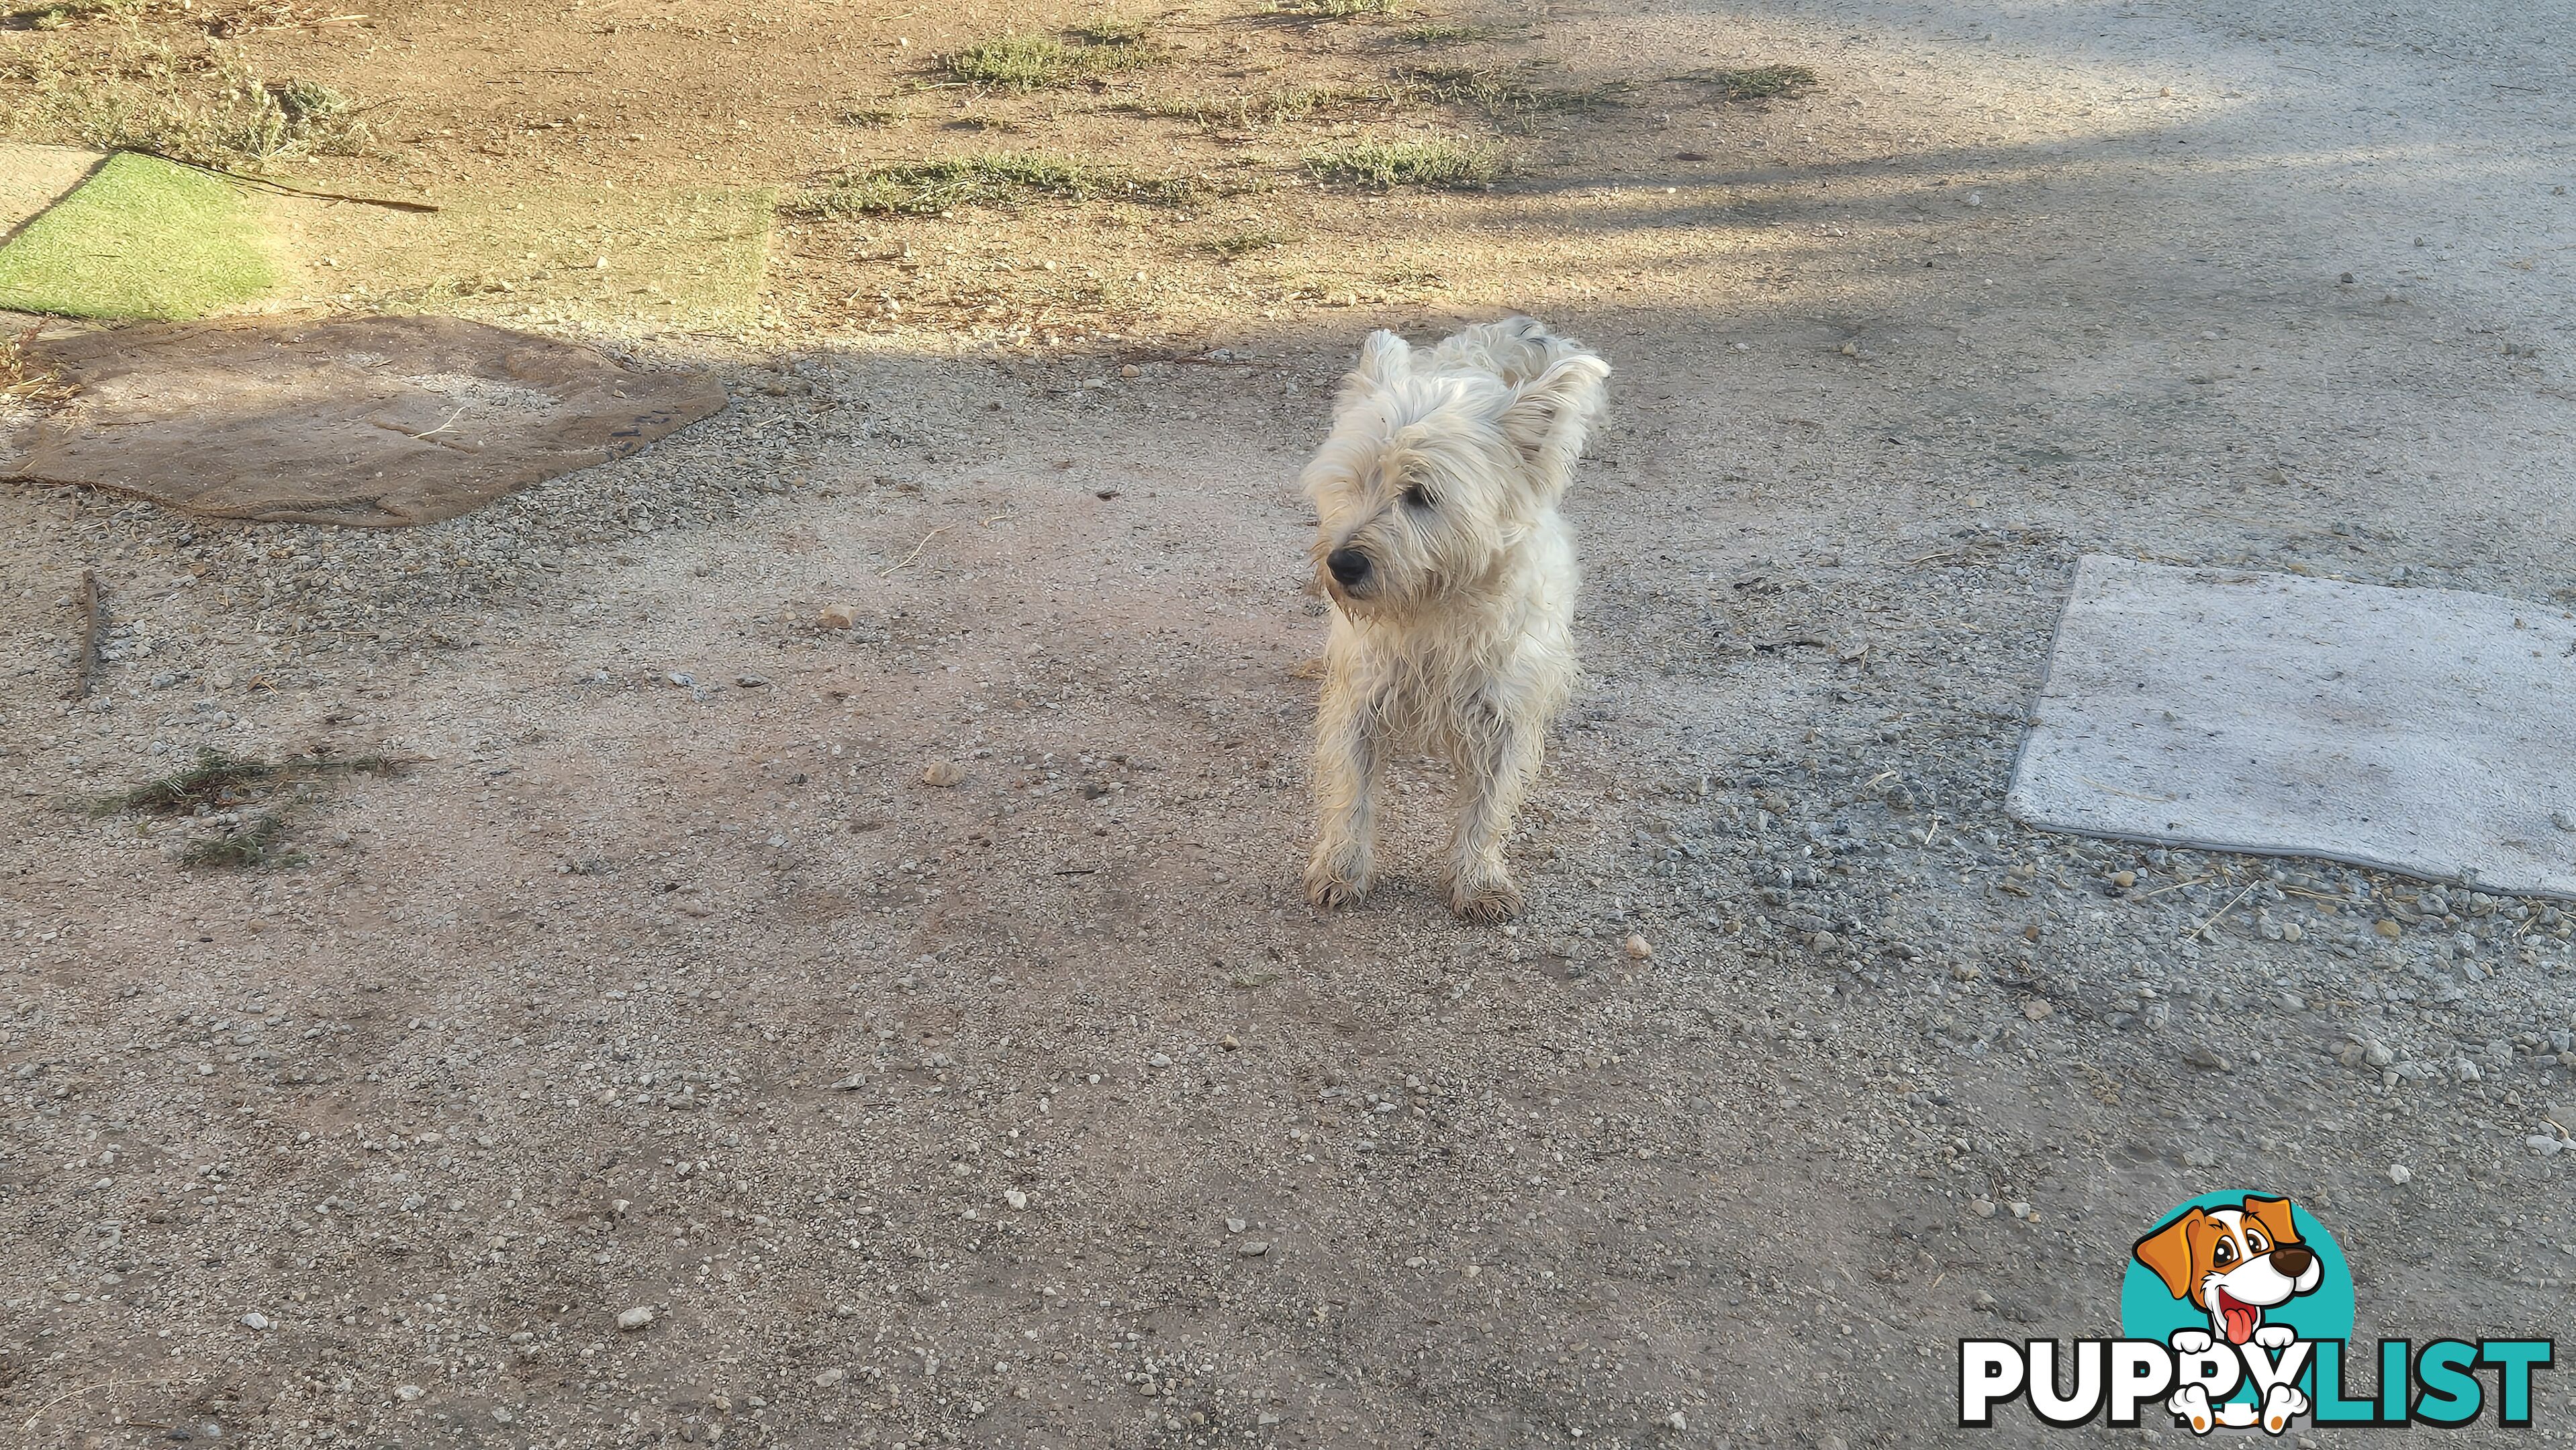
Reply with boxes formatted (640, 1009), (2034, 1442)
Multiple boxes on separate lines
(1301, 327), (1608, 618)
(2132, 1196), (2322, 1345)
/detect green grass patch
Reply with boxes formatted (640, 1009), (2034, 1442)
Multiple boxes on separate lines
(834, 105), (906, 127)
(939, 27), (1166, 90)
(1304, 138), (1496, 189)
(1703, 63), (1818, 98)
(0, 151), (273, 319)
(789, 154), (1196, 217)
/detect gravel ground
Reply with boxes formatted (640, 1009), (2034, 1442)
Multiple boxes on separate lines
(5, 0), (2576, 1445)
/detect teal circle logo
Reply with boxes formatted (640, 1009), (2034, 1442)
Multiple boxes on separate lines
(2121, 1192), (2356, 1406)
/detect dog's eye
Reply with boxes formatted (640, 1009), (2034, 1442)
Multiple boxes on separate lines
(2212, 1241), (2236, 1265)
(1402, 483), (1433, 509)
(2244, 1229), (2269, 1253)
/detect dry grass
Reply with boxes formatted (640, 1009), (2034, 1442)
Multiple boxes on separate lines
(5, 28), (372, 168)
(92, 748), (410, 871)
(1402, 62), (1631, 121)
(1, 323), (73, 408)
(93, 748), (406, 818)
(1304, 137), (1496, 189)
(180, 812), (289, 869)
(1699, 62), (1819, 98)
(1394, 20), (1491, 44)
(1263, 0), (1405, 18)
(5, 0), (134, 28)
(1118, 83), (1409, 130)
(789, 154), (1198, 218)
(1204, 227), (1298, 257)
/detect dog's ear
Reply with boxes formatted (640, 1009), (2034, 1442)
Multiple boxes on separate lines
(1344, 329), (1411, 388)
(2241, 1196), (2301, 1247)
(1498, 352), (1611, 494)
(2133, 1207), (2209, 1303)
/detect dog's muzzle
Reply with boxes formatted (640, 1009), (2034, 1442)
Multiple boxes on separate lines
(1325, 547), (1372, 589)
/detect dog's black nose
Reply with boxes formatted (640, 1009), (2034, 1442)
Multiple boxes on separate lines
(2269, 1245), (2315, 1277)
(1327, 547), (1372, 587)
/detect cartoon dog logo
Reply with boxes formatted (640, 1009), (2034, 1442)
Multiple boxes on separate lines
(2132, 1195), (2324, 1433)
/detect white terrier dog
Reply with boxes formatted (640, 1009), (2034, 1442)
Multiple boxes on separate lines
(1300, 317), (1610, 921)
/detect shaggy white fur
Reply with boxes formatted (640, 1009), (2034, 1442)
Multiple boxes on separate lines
(1300, 316), (1610, 920)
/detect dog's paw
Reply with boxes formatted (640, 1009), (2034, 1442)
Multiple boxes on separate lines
(1304, 865), (1372, 911)
(2252, 1324), (2296, 1352)
(2170, 1330), (2215, 1355)
(2168, 1388), (2215, 1436)
(1447, 874), (1523, 923)
(2262, 1384), (2309, 1431)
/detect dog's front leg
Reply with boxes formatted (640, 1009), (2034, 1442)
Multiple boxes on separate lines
(1305, 677), (1384, 910)
(1443, 696), (1543, 922)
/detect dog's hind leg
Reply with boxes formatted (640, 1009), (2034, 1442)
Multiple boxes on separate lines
(1305, 682), (1384, 910)
(1442, 697), (1543, 922)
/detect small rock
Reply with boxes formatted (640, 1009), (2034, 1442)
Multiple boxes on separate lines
(1227, 1218), (1247, 1232)
(1119, 363), (1141, 379)
(1971, 1198), (1997, 1218)
(617, 1306), (655, 1332)
(667, 671), (695, 688)
(2280, 922), (2303, 943)
(818, 603), (860, 630)
(2109, 870), (2136, 889)
(2387, 1163), (2412, 1185)
(240, 1311), (271, 1331)
(2021, 998), (2054, 1021)
(1239, 1241), (1270, 1257)
(395, 1385), (425, 1402)
(2375, 919), (2403, 939)
(1148, 1052), (1172, 1069)
(1667, 1411), (1688, 1431)
(736, 674), (769, 688)
(1623, 933), (1653, 960)
(2180, 1041), (2230, 1072)
(2528, 1136), (2566, 1159)
(1004, 1188), (1029, 1210)
(815, 1367), (847, 1388)
(920, 760), (962, 787)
